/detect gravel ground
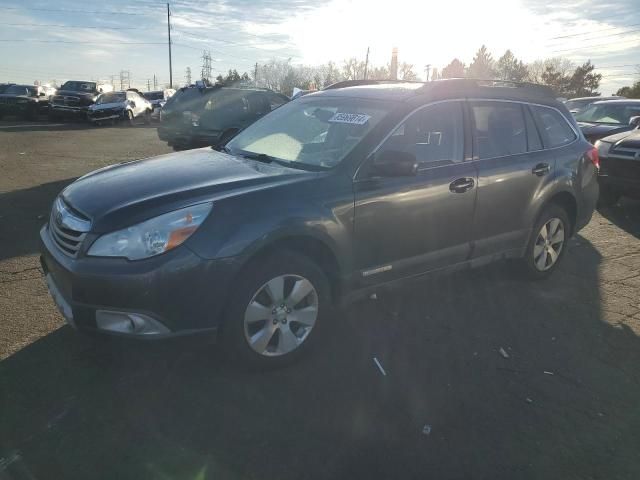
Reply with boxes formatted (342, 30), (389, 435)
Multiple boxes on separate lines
(1, 119), (640, 480)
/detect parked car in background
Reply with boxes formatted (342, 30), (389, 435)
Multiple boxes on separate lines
(565, 96), (623, 115)
(87, 90), (152, 125)
(575, 99), (640, 143)
(49, 80), (113, 120)
(0, 84), (52, 120)
(0, 83), (16, 94)
(594, 127), (640, 206)
(143, 89), (175, 120)
(157, 85), (289, 150)
(40, 79), (598, 368)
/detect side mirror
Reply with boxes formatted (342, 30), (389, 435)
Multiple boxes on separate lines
(629, 116), (640, 129)
(370, 150), (418, 177)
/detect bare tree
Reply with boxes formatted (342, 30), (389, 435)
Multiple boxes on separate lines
(398, 62), (418, 81)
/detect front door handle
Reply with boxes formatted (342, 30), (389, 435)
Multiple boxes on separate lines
(532, 163), (550, 176)
(449, 177), (475, 193)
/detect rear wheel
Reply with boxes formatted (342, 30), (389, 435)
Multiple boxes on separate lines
(520, 205), (570, 280)
(126, 110), (134, 126)
(221, 251), (330, 369)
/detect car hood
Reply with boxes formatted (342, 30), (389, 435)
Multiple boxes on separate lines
(55, 89), (96, 98)
(577, 122), (633, 142)
(91, 101), (126, 111)
(61, 148), (313, 232)
(600, 129), (640, 147)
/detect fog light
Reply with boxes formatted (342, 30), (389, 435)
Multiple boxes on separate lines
(95, 310), (170, 335)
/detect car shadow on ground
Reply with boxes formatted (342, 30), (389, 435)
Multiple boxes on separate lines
(0, 119), (158, 133)
(0, 179), (77, 261)
(598, 198), (640, 240)
(2, 236), (640, 480)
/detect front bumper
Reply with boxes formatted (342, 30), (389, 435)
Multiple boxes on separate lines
(88, 111), (125, 122)
(40, 224), (243, 339)
(50, 105), (90, 115)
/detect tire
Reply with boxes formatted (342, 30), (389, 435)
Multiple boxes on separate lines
(597, 185), (621, 209)
(519, 204), (570, 280)
(144, 110), (152, 125)
(126, 110), (134, 126)
(220, 250), (331, 370)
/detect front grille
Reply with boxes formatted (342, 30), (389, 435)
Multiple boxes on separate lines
(91, 108), (121, 119)
(52, 95), (81, 106)
(0, 97), (18, 105)
(602, 158), (640, 181)
(48, 198), (91, 257)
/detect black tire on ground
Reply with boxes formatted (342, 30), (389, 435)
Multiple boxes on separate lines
(126, 110), (134, 126)
(597, 185), (621, 209)
(24, 107), (37, 121)
(519, 204), (571, 280)
(220, 250), (331, 370)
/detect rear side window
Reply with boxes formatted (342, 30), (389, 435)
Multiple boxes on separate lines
(531, 106), (576, 148)
(381, 101), (464, 167)
(471, 102), (527, 159)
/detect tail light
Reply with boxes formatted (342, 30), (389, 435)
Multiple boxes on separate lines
(586, 146), (599, 170)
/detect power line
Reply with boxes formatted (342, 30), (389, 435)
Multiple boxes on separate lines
(548, 21), (640, 40)
(546, 26), (640, 45)
(550, 37), (640, 54)
(3, 6), (152, 15)
(0, 39), (164, 45)
(0, 22), (157, 30)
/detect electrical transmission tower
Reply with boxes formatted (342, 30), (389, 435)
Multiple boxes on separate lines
(185, 67), (192, 85)
(119, 70), (131, 90)
(200, 51), (212, 83)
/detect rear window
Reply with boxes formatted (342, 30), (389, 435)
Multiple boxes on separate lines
(471, 102), (527, 159)
(532, 106), (576, 148)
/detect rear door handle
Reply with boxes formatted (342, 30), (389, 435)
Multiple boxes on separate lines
(449, 177), (475, 193)
(532, 163), (550, 176)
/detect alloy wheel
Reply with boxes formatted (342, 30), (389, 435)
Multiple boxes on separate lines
(533, 217), (565, 271)
(243, 274), (319, 357)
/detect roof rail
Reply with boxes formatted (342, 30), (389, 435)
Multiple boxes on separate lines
(323, 79), (425, 90)
(422, 78), (554, 97)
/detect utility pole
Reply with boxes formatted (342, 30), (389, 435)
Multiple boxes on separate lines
(185, 67), (192, 85)
(147, 79), (151, 91)
(254, 62), (258, 86)
(119, 70), (130, 90)
(109, 75), (115, 88)
(153, 74), (157, 89)
(167, 3), (173, 89)
(363, 47), (370, 80)
(425, 64), (431, 82)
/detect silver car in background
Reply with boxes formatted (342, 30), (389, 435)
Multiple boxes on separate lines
(87, 91), (153, 125)
(143, 89), (176, 121)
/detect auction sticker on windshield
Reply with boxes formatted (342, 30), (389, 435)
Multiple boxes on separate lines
(328, 113), (371, 125)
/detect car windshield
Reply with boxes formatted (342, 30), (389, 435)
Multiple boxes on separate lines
(565, 99), (594, 112)
(226, 96), (393, 169)
(143, 91), (164, 100)
(575, 103), (640, 124)
(5, 85), (36, 96)
(60, 81), (96, 92)
(96, 92), (126, 104)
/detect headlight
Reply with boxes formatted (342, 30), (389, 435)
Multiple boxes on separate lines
(595, 140), (611, 158)
(87, 203), (212, 260)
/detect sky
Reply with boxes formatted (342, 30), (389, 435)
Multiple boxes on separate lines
(1, 0), (639, 94)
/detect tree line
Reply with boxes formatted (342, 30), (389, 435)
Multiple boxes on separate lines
(211, 45), (639, 99)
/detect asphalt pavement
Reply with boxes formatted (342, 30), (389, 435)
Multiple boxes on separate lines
(1, 118), (640, 480)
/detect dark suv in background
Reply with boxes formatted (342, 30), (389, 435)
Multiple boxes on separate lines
(49, 80), (111, 120)
(41, 79), (598, 368)
(157, 85), (289, 150)
(0, 84), (53, 119)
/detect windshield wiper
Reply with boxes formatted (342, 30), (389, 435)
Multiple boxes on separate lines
(238, 151), (277, 164)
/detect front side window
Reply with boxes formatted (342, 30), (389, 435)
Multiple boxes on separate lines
(5, 85), (34, 96)
(227, 96), (393, 170)
(268, 93), (288, 110)
(379, 102), (464, 167)
(532, 106), (576, 148)
(472, 102), (527, 159)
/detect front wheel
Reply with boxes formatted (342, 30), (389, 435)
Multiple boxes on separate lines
(125, 109), (134, 126)
(221, 251), (331, 369)
(519, 205), (570, 280)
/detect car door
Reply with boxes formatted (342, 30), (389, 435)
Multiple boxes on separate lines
(353, 101), (478, 285)
(469, 101), (555, 258)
